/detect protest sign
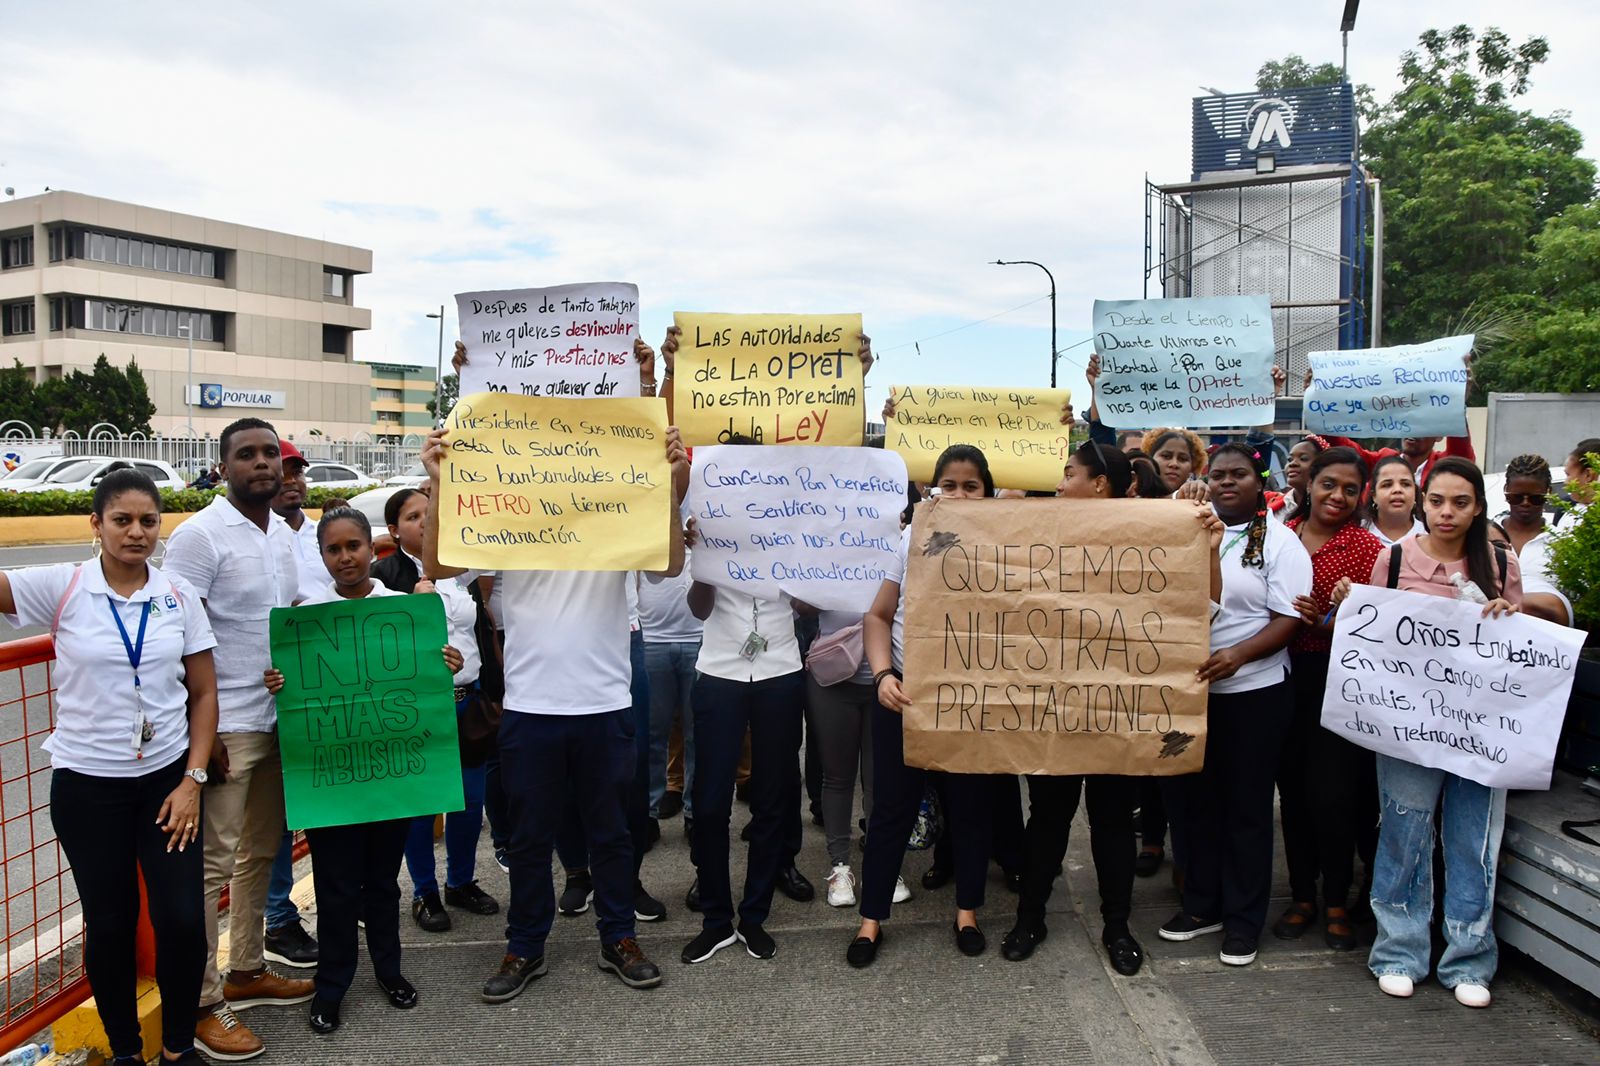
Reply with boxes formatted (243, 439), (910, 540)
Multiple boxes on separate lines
(672, 312), (864, 446)
(439, 393), (671, 571)
(1321, 584), (1582, 790)
(270, 595), (463, 831)
(1092, 295), (1275, 428)
(455, 282), (641, 399)
(688, 445), (907, 612)
(901, 498), (1211, 776)
(1302, 335), (1473, 438)
(886, 385), (1074, 491)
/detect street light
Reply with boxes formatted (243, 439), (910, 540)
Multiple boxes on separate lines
(425, 306), (445, 426)
(178, 321), (192, 432)
(992, 260), (1059, 388)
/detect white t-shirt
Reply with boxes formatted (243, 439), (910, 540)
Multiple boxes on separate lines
(282, 512), (326, 604)
(500, 570), (632, 715)
(6, 562), (216, 776)
(1364, 517), (1427, 549)
(639, 556), (702, 644)
(887, 526), (913, 673)
(302, 581), (406, 605)
(1519, 532), (1574, 626)
(696, 585), (801, 682)
(162, 495), (300, 733)
(1210, 513), (1313, 694)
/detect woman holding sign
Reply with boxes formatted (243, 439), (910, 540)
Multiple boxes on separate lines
(0, 467), (219, 1066)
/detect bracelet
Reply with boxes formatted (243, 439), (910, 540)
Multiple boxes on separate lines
(873, 668), (894, 686)
(640, 379), (658, 390)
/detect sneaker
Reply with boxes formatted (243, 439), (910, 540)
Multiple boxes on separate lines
(1377, 973), (1414, 998)
(481, 954), (547, 1003)
(599, 936), (662, 988)
(737, 922), (776, 959)
(1157, 913), (1223, 942)
(1453, 982), (1491, 1008)
(681, 924), (737, 964)
(222, 968), (315, 1010)
(826, 864), (857, 907)
(412, 892), (452, 932)
(634, 881), (667, 922)
(493, 847), (511, 874)
(445, 880), (500, 915)
(263, 920), (319, 969)
(892, 875), (912, 904)
(558, 870), (594, 916)
(1218, 933), (1257, 966)
(194, 1004), (263, 1061)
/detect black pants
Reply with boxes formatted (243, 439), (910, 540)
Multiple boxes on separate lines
(1181, 680), (1293, 938)
(305, 818), (409, 1002)
(1138, 781), (1168, 848)
(1018, 774), (1137, 932)
(934, 774), (1023, 876)
(1303, 651), (1379, 907)
(51, 758), (205, 1059)
(860, 699), (992, 920)
(1277, 653), (1324, 904)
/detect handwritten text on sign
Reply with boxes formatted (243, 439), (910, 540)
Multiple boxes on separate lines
(688, 445), (907, 612)
(673, 312), (864, 446)
(1321, 585), (1582, 790)
(270, 595), (463, 831)
(440, 393), (670, 571)
(887, 385), (1073, 491)
(1092, 296), (1275, 429)
(1302, 335), (1473, 438)
(456, 282), (640, 399)
(901, 498), (1211, 776)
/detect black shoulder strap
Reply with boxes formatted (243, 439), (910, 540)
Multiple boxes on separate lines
(1387, 543), (1403, 589)
(1493, 541), (1508, 594)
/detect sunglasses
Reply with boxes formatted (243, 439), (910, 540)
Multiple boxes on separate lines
(1505, 493), (1547, 507)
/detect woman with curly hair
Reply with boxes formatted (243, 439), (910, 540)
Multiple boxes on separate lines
(1142, 428), (1208, 494)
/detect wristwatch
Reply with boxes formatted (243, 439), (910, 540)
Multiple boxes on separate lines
(184, 768), (208, 785)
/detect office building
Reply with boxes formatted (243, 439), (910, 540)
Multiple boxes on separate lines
(366, 361), (436, 440)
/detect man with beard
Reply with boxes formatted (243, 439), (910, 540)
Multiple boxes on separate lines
(164, 418), (314, 1060)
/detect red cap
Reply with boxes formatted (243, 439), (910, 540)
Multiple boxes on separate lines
(279, 439), (308, 469)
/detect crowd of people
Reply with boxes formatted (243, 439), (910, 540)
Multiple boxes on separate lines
(3, 330), (1595, 1063)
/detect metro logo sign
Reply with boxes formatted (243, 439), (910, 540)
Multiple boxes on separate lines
(1244, 98), (1293, 151)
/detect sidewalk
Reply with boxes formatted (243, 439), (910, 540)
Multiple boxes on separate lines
(236, 799), (1599, 1065)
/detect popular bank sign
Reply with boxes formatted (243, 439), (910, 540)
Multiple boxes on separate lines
(191, 384), (286, 409)
(1191, 83), (1357, 177)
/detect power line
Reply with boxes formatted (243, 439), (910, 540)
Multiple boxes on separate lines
(878, 295), (1050, 353)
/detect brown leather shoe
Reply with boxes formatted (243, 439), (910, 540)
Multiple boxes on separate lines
(194, 1004), (264, 1060)
(223, 967), (316, 1010)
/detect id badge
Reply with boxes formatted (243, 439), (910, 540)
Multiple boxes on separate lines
(738, 631), (768, 661)
(131, 685), (153, 756)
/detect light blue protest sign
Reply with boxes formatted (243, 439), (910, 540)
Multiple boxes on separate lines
(1092, 296), (1276, 429)
(1302, 335), (1472, 439)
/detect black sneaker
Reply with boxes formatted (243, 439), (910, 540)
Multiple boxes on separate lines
(737, 923), (776, 959)
(558, 870), (594, 916)
(1219, 932), (1258, 966)
(681, 924), (737, 964)
(481, 954), (547, 1003)
(1157, 912), (1223, 942)
(599, 937), (662, 988)
(657, 791), (683, 819)
(634, 881), (667, 922)
(412, 892), (452, 933)
(445, 880), (500, 915)
(264, 920), (319, 968)
(493, 847), (510, 874)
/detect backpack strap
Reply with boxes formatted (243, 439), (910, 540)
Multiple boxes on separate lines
(50, 566), (84, 640)
(1493, 541), (1508, 596)
(1386, 543), (1403, 590)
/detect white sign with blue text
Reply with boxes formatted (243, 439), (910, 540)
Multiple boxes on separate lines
(1302, 335), (1473, 439)
(688, 445), (908, 612)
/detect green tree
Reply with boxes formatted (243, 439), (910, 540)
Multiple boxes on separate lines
(23, 355), (159, 435)
(1255, 55), (1376, 119)
(0, 360), (43, 432)
(426, 373), (457, 424)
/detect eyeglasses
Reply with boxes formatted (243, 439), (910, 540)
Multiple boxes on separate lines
(1504, 493), (1547, 507)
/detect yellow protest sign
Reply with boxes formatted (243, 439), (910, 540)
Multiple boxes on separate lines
(439, 392), (670, 571)
(886, 385), (1074, 490)
(673, 312), (864, 446)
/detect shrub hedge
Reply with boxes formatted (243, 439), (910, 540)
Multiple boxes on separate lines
(0, 485), (360, 518)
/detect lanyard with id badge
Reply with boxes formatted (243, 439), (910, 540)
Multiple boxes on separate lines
(106, 597), (155, 758)
(739, 599), (767, 661)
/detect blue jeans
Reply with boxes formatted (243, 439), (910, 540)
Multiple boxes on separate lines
(1368, 755), (1506, 988)
(265, 831), (300, 930)
(404, 766), (487, 898)
(644, 640), (699, 817)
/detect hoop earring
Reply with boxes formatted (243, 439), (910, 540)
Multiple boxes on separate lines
(90, 535), (102, 559)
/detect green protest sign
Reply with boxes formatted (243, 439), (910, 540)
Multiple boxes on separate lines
(269, 595), (464, 831)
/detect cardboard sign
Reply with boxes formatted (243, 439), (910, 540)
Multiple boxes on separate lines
(1092, 295), (1275, 429)
(271, 595), (463, 830)
(901, 498), (1211, 775)
(456, 282), (641, 399)
(886, 385), (1074, 491)
(672, 312), (864, 446)
(1321, 584), (1582, 790)
(1303, 335), (1473, 438)
(440, 392), (671, 571)
(688, 445), (908, 611)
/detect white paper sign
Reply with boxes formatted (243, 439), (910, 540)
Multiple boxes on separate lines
(455, 282), (641, 399)
(688, 445), (909, 611)
(1321, 584), (1583, 790)
(1303, 335), (1473, 438)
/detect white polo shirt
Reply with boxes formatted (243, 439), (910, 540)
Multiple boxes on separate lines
(5, 562), (215, 776)
(283, 512), (326, 604)
(696, 585), (802, 683)
(1210, 513), (1313, 694)
(162, 495), (300, 734)
(885, 526), (913, 673)
(500, 569), (632, 715)
(401, 551), (483, 687)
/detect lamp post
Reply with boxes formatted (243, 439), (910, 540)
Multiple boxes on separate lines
(178, 321), (192, 431)
(425, 306), (445, 426)
(992, 260), (1058, 388)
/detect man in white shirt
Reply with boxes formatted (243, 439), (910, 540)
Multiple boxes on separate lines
(163, 418), (314, 1060)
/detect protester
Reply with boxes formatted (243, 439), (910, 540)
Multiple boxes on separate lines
(1, 467), (217, 1066)
(265, 507), (460, 1033)
(1331, 457), (1522, 1008)
(1363, 455), (1426, 548)
(1499, 455), (1576, 626)
(640, 549), (702, 833)
(1158, 443), (1311, 967)
(1278, 434), (1332, 518)
(1559, 438), (1599, 520)
(806, 603), (878, 908)
(163, 417), (313, 1060)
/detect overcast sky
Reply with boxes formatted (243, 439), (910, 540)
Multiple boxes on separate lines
(4, 1), (1596, 412)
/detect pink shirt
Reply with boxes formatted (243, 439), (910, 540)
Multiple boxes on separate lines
(1368, 536), (1523, 604)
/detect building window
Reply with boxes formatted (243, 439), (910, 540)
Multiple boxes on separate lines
(376, 409), (402, 425)
(375, 387), (404, 403)
(47, 227), (65, 262)
(66, 227), (221, 279)
(48, 296), (64, 331)
(1, 234), (33, 269)
(322, 269), (347, 298)
(80, 298), (220, 342)
(2, 301), (34, 337)
(322, 324), (350, 356)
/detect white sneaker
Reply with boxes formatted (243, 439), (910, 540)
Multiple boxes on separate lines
(1377, 974), (1414, 998)
(892, 875), (912, 904)
(1453, 983), (1491, 1008)
(826, 864), (857, 908)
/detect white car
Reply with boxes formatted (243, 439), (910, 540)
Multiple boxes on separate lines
(304, 462), (380, 492)
(384, 461), (428, 488)
(14, 456), (186, 494)
(0, 454), (73, 491)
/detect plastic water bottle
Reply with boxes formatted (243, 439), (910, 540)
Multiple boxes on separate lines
(1449, 571), (1489, 605)
(0, 1043), (50, 1066)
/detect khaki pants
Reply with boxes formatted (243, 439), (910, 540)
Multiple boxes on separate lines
(199, 730), (286, 1007)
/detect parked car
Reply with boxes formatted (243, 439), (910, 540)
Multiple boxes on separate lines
(304, 462), (380, 491)
(13, 456), (186, 494)
(0, 454), (72, 491)
(384, 461), (428, 488)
